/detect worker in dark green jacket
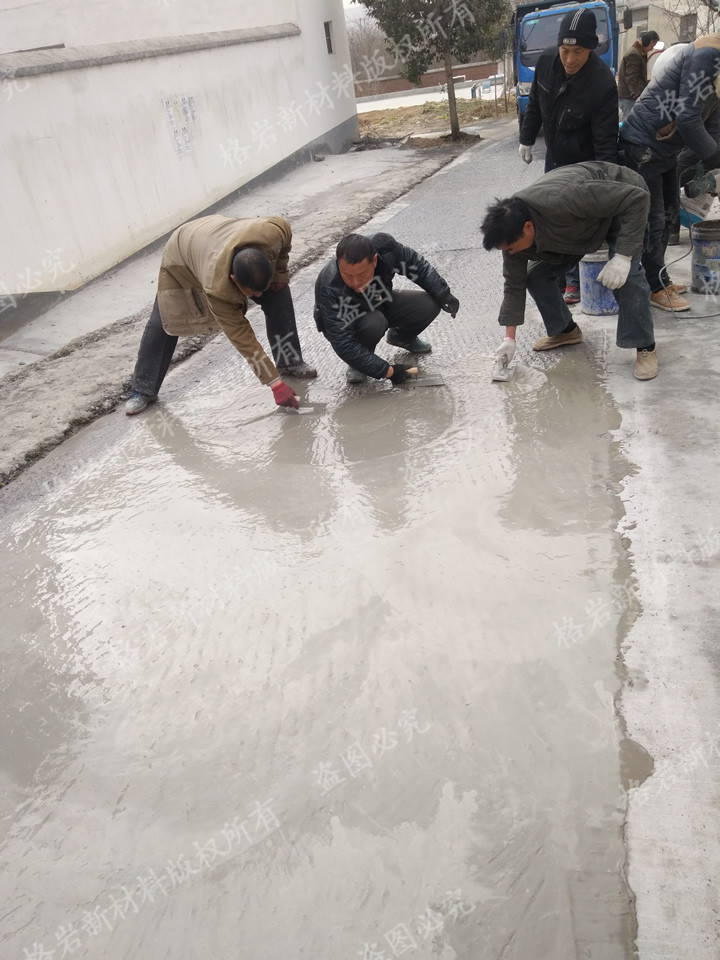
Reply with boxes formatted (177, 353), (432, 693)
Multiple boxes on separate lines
(481, 161), (658, 381)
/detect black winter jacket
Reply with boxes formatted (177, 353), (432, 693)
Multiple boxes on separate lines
(314, 233), (451, 379)
(520, 47), (619, 168)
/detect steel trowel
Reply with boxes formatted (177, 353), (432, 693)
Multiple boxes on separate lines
(491, 357), (514, 382)
(402, 366), (445, 387)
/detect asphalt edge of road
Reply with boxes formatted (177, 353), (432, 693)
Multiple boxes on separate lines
(0, 139), (478, 489)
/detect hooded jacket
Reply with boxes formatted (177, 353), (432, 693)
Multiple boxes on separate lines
(157, 215), (292, 384)
(520, 47), (619, 167)
(619, 34), (720, 162)
(497, 162), (649, 326)
(314, 233), (451, 379)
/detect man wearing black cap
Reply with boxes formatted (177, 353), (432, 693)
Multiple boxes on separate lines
(519, 8), (619, 304)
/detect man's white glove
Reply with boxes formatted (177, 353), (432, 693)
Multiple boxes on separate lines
(495, 338), (516, 367)
(519, 144), (533, 164)
(596, 253), (632, 290)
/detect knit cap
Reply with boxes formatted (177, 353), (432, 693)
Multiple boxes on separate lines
(557, 8), (599, 50)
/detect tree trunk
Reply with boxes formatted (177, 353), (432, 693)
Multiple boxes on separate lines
(443, 47), (460, 140)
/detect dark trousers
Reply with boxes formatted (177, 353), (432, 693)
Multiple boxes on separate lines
(621, 142), (677, 292)
(355, 289), (441, 352)
(131, 285), (304, 396)
(527, 220), (655, 349)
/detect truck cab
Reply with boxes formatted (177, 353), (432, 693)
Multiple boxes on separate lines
(513, 0), (618, 128)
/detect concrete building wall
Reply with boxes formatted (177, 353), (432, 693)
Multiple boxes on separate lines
(618, 0), (701, 60)
(0, 0), (358, 295)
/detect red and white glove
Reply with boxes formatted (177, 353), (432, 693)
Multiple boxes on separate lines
(270, 380), (299, 409)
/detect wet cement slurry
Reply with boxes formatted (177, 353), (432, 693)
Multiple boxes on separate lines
(1, 140), (643, 958)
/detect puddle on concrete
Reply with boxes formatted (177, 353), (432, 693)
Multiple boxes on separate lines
(0, 339), (642, 959)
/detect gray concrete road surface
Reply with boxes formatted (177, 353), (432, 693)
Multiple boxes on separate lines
(0, 117), (514, 486)
(1, 134), (720, 960)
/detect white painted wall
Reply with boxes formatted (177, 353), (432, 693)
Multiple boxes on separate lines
(0, 0), (358, 294)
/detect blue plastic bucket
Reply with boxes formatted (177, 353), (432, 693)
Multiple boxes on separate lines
(691, 219), (720, 295)
(579, 248), (618, 316)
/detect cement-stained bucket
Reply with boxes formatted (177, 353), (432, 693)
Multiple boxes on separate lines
(579, 248), (618, 315)
(691, 219), (720, 295)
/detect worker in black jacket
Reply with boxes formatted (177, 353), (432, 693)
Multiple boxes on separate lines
(519, 8), (619, 303)
(314, 233), (459, 384)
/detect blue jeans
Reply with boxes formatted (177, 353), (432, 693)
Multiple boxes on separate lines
(527, 222), (655, 349)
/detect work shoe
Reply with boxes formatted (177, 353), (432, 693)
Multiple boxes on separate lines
(669, 282), (687, 295)
(532, 326), (583, 351)
(276, 361), (317, 379)
(125, 391), (156, 415)
(563, 285), (580, 304)
(650, 287), (690, 312)
(346, 367), (367, 384)
(634, 348), (659, 380)
(385, 332), (432, 353)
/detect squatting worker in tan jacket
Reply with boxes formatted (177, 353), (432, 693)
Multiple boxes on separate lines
(125, 215), (316, 415)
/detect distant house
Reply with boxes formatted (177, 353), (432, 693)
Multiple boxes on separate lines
(0, 0), (358, 295)
(618, 0), (708, 60)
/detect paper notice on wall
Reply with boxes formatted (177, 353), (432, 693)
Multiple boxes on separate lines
(163, 95), (199, 158)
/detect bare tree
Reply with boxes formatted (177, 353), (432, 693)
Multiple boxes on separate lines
(659, 0), (719, 42)
(346, 15), (393, 96)
(354, 0), (510, 140)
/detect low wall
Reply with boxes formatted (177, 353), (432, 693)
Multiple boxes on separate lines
(354, 61), (499, 98)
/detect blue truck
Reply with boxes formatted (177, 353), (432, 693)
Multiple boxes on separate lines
(512, 0), (619, 128)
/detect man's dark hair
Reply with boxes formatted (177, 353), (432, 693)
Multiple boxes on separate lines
(336, 233), (374, 264)
(232, 247), (273, 291)
(640, 30), (659, 47)
(480, 197), (533, 250)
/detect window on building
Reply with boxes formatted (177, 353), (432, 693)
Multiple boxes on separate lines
(679, 13), (697, 41)
(632, 7), (649, 25)
(324, 21), (334, 54)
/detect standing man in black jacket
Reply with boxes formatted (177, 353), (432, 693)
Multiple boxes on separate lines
(314, 233), (459, 384)
(519, 8), (619, 304)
